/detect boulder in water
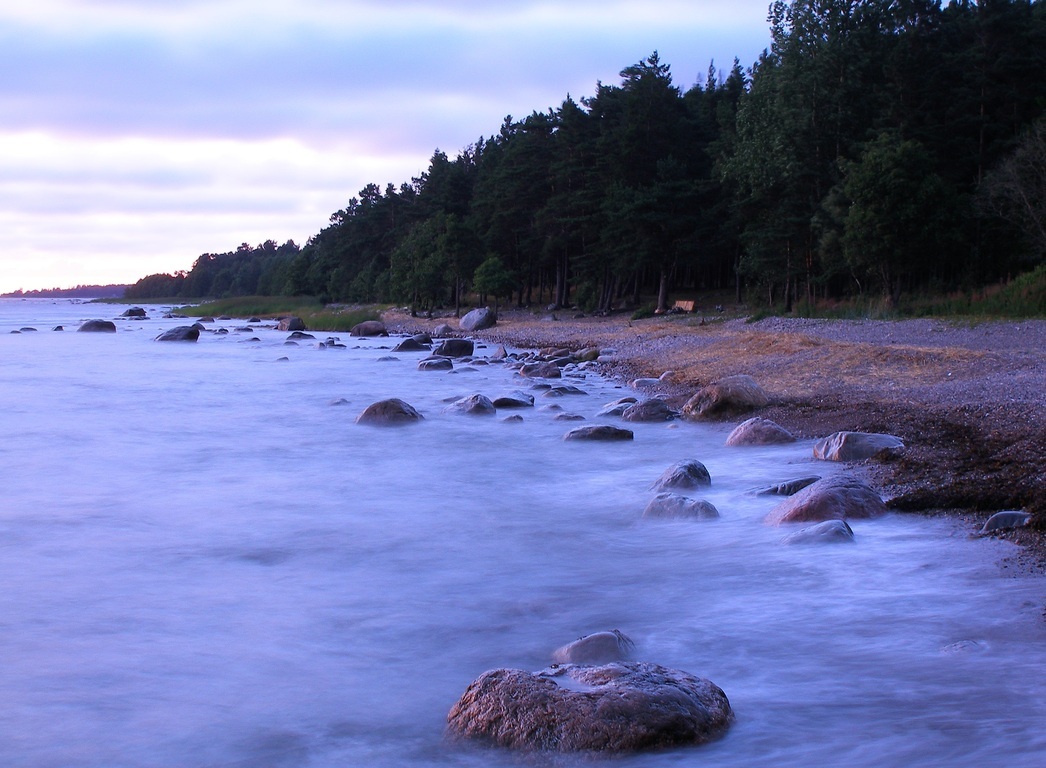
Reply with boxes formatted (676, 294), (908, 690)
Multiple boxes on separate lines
(643, 493), (719, 520)
(782, 519), (856, 544)
(519, 361), (561, 379)
(552, 630), (634, 665)
(446, 662), (733, 753)
(77, 319), (117, 333)
(651, 460), (711, 491)
(155, 326), (200, 342)
(725, 417), (795, 446)
(766, 475), (886, 525)
(752, 476), (821, 496)
(621, 399), (675, 423)
(350, 320), (387, 337)
(434, 338), (474, 357)
(563, 425), (633, 442)
(355, 398), (424, 426)
(443, 394), (497, 416)
(277, 317), (306, 332)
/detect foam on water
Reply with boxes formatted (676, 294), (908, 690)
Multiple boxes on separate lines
(1, 299), (1043, 767)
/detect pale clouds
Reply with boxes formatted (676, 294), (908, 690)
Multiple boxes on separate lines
(0, 0), (771, 293)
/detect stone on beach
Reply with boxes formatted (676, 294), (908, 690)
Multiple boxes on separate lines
(551, 630), (635, 665)
(766, 475), (886, 525)
(446, 662), (733, 753)
(459, 307), (497, 331)
(519, 361), (562, 379)
(813, 431), (905, 461)
(978, 510), (1031, 534)
(350, 320), (388, 337)
(725, 417), (795, 446)
(642, 492), (719, 520)
(681, 374), (768, 420)
(651, 460), (711, 491)
(355, 398), (424, 426)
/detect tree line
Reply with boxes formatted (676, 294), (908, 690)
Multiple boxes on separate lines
(127, 0), (1046, 313)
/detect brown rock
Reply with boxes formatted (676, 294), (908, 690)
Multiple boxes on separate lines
(621, 399), (675, 423)
(277, 317), (306, 332)
(446, 662), (733, 753)
(813, 431), (904, 461)
(355, 398), (424, 426)
(681, 375), (768, 420)
(725, 417), (795, 446)
(766, 475), (886, 525)
(349, 320), (388, 337)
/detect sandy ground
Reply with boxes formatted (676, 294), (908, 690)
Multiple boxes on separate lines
(382, 307), (1046, 569)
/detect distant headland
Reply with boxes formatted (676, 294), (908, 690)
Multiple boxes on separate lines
(1, 285), (128, 299)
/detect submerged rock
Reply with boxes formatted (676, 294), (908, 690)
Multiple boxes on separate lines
(392, 337), (430, 352)
(443, 394), (497, 416)
(643, 493), (719, 520)
(621, 399), (675, 423)
(350, 320), (387, 337)
(651, 460), (711, 491)
(418, 357), (454, 371)
(782, 519), (856, 544)
(552, 630), (635, 665)
(355, 398), (424, 426)
(77, 319), (117, 333)
(446, 662), (733, 753)
(813, 431), (904, 461)
(492, 392), (534, 408)
(154, 326), (200, 342)
(753, 476), (821, 496)
(725, 417), (795, 446)
(766, 475), (886, 525)
(563, 425), (633, 442)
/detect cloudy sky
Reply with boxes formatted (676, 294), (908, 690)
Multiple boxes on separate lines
(0, 0), (772, 294)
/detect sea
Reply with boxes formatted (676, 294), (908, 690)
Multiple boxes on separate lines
(1, 298), (1043, 767)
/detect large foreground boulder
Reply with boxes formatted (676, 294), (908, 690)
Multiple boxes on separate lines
(459, 307), (497, 331)
(552, 630), (635, 665)
(355, 398), (424, 426)
(813, 431), (904, 461)
(651, 460), (711, 491)
(446, 662), (732, 753)
(349, 320), (387, 337)
(766, 475), (886, 525)
(725, 417), (795, 446)
(563, 425), (633, 442)
(681, 375), (768, 420)
(77, 319), (117, 332)
(155, 326), (200, 342)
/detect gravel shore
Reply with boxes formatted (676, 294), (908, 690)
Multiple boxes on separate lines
(383, 308), (1046, 560)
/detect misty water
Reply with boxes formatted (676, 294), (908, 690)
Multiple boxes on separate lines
(1, 298), (1043, 767)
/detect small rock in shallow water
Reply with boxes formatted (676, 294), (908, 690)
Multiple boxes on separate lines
(651, 460), (711, 491)
(643, 492), (719, 520)
(552, 630), (635, 665)
(782, 519), (855, 544)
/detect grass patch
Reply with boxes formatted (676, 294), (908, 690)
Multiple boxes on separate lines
(173, 296), (385, 332)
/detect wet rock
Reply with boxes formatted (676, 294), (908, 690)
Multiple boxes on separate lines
(432, 323), (454, 337)
(598, 402), (633, 417)
(418, 357), (454, 372)
(554, 413), (586, 421)
(752, 476), (821, 496)
(120, 307), (147, 318)
(434, 339), (474, 357)
(19, 327), (37, 332)
(681, 375), (768, 420)
(643, 493), (719, 520)
(51, 325), (64, 331)
(563, 425), (633, 442)
(350, 320), (388, 337)
(446, 662), (733, 753)
(492, 392), (534, 408)
(725, 417), (795, 446)
(978, 510), (1031, 535)
(392, 337), (430, 352)
(651, 460), (711, 491)
(443, 394), (497, 416)
(490, 344), (508, 361)
(552, 630), (634, 665)
(77, 319), (117, 332)
(287, 330), (315, 340)
(766, 475), (886, 525)
(575, 347), (600, 362)
(519, 361), (562, 379)
(355, 398), (424, 426)
(813, 431), (904, 461)
(277, 317), (306, 332)
(502, 414), (524, 423)
(411, 332), (432, 344)
(631, 377), (662, 389)
(154, 326), (200, 342)
(328, 398), (350, 406)
(460, 307), (497, 331)
(782, 519), (856, 544)
(621, 399), (675, 423)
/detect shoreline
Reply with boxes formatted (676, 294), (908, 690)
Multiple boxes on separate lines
(383, 307), (1046, 570)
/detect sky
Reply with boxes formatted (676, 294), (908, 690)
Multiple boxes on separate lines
(0, 0), (772, 294)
